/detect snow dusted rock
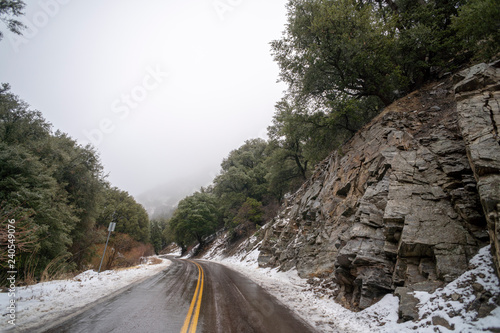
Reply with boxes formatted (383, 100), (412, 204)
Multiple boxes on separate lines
(213, 239), (499, 332)
(258, 62), (500, 316)
(454, 61), (500, 277)
(394, 287), (419, 322)
(409, 245), (500, 331)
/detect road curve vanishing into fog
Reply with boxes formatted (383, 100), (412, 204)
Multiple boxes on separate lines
(37, 258), (317, 333)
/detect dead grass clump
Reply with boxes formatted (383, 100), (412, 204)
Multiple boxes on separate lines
(148, 257), (163, 265)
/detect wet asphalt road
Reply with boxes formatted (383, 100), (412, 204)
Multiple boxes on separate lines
(39, 258), (317, 333)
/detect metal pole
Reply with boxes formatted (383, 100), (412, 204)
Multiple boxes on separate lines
(98, 229), (112, 273)
(98, 222), (116, 273)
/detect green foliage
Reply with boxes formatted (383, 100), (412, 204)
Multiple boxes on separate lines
(451, 0), (500, 60)
(273, 0), (485, 108)
(0, 84), (149, 282)
(265, 0), (500, 199)
(272, 0), (499, 134)
(0, 0), (26, 41)
(150, 218), (168, 254)
(166, 140), (282, 248)
(0, 84), (51, 146)
(267, 0), (402, 186)
(97, 187), (150, 244)
(266, 94), (381, 194)
(0, 85), (81, 278)
(265, 99), (312, 196)
(0, 206), (38, 265)
(167, 192), (220, 249)
(231, 198), (264, 228)
(0, 143), (78, 277)
(40, 133), (106, 267)
(213, 139), (271, 224)
(272, 0), (402, 107)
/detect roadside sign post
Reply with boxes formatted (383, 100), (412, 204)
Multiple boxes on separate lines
(98, 222), (116, 273)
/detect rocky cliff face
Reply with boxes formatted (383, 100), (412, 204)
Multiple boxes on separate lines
(256, 62), (500, 315)
(454, 62), (500, 277)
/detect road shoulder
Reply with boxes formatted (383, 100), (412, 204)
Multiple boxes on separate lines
(0, 258), (171, 332)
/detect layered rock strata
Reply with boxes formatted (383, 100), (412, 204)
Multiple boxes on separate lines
(454, 61), (500, 276)
(257, 62), (500, 313)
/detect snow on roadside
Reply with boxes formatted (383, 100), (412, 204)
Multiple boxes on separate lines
(206, 246), (370, 332)
(0, 257), (171, 332)
(205, 238), (500, 333)
(162, 243), (182, 257)
(400, 245), (500, 332)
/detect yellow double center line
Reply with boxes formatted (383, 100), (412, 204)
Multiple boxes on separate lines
(180, 260), (204, 333)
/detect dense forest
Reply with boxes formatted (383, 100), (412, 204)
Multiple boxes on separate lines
(1, 0), (499, 276)
(0, 1), (155, 283)
(0, 83), (152, 283)
(161, 0), (500, 253)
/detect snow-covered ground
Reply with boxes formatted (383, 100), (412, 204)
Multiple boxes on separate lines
(2, 242), (498, 333)
(204, 237), (500, 333)
(0, 257), (171, 332)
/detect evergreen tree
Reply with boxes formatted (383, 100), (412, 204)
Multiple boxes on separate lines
(451, 0), (500, 60)
(0, 142), (78, 277)
(150, 218), (168, 254)
(97, 187), (150, 244)
(0, 85), (148, 281)
(213, 139), (270, 225)
(0, 0), (25, 41)
(168, 192), (219, 249)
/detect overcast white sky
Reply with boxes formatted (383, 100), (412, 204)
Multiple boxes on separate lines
(0, 0), (289, 197)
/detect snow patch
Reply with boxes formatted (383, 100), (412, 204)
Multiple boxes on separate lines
(0, 257), (171, 331)
(400, 245), (500, 332)
(206, 240), (500, 333)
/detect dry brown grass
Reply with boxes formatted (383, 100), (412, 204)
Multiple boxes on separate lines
(148, 257), (163, 265)
(89, 234), (155, 271)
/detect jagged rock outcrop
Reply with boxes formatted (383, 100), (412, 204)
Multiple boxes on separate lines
(256, 62), (500, 315)
(454, 61), (500, 276)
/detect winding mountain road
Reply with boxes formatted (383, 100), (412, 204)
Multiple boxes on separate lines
(38, 258), (316, 333)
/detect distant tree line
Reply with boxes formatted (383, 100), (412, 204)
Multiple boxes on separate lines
(0, 84), (150, 283)
(162, 0), (499, 253)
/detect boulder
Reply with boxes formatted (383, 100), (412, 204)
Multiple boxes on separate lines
(394, 287), (419, 322)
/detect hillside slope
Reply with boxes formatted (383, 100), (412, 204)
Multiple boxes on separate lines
(211, 61), (500, 325)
